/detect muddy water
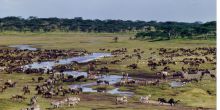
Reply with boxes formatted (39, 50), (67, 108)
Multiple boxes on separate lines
(170, 81), (185, 87)
(107, 88), (134, 96)
(68, 74), (134, 96)
(23, 53), (111, 70)
(10, 45), (134, 96)
(63, 71), (88, 78)
(69, 82), (134, 96)
(9, 45), (38, 51)
(9, 45), (111, 70)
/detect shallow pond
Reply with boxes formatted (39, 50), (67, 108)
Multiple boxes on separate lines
(12, 44), (133, 96)
(63, 71), (88, 78)
(170, 81), (185, 87)
(107, 88), (134, 96)
(70, 82), (134, 96)
(23, 53), (111, 70)
(9, 45), (37, 51)
(69, 74), (134, 96)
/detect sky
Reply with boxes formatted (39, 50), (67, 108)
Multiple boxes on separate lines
(0, 0), (216, 22)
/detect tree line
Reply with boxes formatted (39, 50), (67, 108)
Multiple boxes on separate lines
(135, 21), (216, 40)
(0, 16), (216, 40)
(0, 16), (148, 33)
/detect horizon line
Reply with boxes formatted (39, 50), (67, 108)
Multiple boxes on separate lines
(0, 16), (216, 23)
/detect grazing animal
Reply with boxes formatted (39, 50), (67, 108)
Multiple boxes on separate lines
(37, 77), (44, 83)
(65, 97), (80, 107)
(24, 89), (30, 95)
(157, 71), (169, 79)
(127, 64), (137, 69)
(0, 86), (7, 93)
(104, 80), (110, 85)
(173, 71), (185, 78)
(51, 101), (62, 108)
(32, 78), (35, 82)
(30, 96), (38, 106)
(69, 88), (82, 95)
(97, 80), (104, 85)
(5, 81), (16, 87)
(210, 74), (216, 79)
(65, 96), (80, 107)
(67, 100), (78, 107)
(120, 80), (127, 86)
(127, 80), (136, 85)
(168, 98), (180, 106)
(11, 95), (26, 102)
(67, 97), (80, 102)
(61, 89), (70, 96)
(140, 95), (151, 103)
(207, 90), (212, 95)
(75, 75), (85, 82)
(43, 91), (53, 98)
(97, 80), (110, 85)
(116, 96), (128, 104)
(158, 98), (167, 104)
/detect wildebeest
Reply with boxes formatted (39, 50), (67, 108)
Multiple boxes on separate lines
(97, 80), (110, 85)
(97, 80), (104, 85)
(0, 86), (7, 93)
(75, 75), (85, 82)
(22, 85), (30, 95)
(11, 95), (26, 102)
(127, 79), (136, 85)
(157, 71), (169, 79)
(69, 87), (82, 95)
(158, 98), (167, 104)
(168, 98), (180, 106)
(43, 91), (53, 98)
(172, 71), (185, 78)
(37, 77), (44, 83)
(104, 80), (110, 85)
(5, 80), (16, 87)
(23, 89), (31, 95)
(127, 64), (138, 69)
(30, 96), (38, 106)
(120, 79), (127, 86)
(210, 74), (216, 79)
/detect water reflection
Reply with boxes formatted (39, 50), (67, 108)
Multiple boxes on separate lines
(23, 53), (111, 70)
(9, 45), (37, 51)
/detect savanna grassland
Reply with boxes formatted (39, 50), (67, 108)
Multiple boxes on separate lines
(0, 32), (216, 110)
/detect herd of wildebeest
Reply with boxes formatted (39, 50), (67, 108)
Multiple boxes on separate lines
(0, 46), (216, 110)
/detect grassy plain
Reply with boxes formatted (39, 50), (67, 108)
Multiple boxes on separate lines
(0, 32), (216, 110)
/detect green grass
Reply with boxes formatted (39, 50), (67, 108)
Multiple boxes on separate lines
(0, 32), (214, 75)
(118, 77), (216, 108)
(0, 73), (196, 110)
(0, 32), (216, 110)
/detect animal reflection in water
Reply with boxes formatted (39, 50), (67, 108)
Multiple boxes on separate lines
(0, 46), (215, 109)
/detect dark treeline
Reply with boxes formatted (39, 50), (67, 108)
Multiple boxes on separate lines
(0, 16), (216, 40)
(135, 21), (216, 40)
(0, 16), (149, 33)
